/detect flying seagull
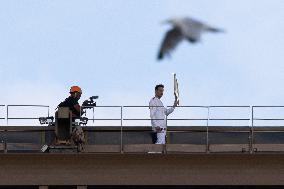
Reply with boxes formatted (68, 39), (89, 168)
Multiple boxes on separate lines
(157, 17), (224, 60)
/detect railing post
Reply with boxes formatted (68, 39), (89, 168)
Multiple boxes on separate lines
(120, 106), (123, 153)
(6, 105), (8, 126)
(250, 106), (254, 154)
(165, 111), (168, 154)
(206, 106), (210, 153)
(92, 107), (95, 124)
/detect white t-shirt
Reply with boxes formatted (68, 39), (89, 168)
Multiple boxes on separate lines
(149, 97), (175, 130)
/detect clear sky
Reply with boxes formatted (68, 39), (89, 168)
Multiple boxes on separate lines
(0, 0), (284, 124)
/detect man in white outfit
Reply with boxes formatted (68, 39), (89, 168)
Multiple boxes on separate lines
(149, 84), (179, 144)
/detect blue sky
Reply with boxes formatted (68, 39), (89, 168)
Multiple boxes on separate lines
(0, 0), (284, 123)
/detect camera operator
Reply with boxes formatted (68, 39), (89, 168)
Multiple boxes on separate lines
(57, 85), (85, 150)
(58, 86), (83, 119)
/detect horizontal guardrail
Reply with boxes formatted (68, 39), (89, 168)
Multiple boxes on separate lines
(0, 105), (284, 154)
(6, 105), (50, 125)
(3, 105), (284, 126)
(1, 105), (284, 125)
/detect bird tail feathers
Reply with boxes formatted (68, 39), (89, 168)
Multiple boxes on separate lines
(206, 27), (225, 33)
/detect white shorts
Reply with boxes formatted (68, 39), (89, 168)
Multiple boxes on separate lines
(155, 130), (166, 144)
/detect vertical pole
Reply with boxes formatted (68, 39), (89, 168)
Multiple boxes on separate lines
(6, 105), (8, 126)
(165, 112), (168, 154)
(92, 107), (95, 124)
(48, 106), (50, 117)
(250, 106), (254, 154)
(120, 106), (123, 153)
(206, 106), (210, 153)
(3, 105), (7, 153)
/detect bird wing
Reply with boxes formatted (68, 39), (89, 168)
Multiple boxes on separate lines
(157, 27), (184, 60)
(182, 18), (205, 42)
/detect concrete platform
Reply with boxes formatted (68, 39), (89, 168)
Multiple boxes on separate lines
(0, 153), (283, 185)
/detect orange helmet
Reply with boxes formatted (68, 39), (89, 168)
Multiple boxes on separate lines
(70, 86), (82, 93)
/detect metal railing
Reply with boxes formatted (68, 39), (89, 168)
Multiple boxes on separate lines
(4, 105), (284, 127)
(250, 106), (284, 152)
(252, 106), (284, 124)
(6, 105), (49, 125)
(4, 105), (283, 127)
(1, 104), (284, 153)
(122, 105), (251, 152)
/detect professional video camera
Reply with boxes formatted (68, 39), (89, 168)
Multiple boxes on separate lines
(82, 96), (99, 109)
(80, 96), (99, 122)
